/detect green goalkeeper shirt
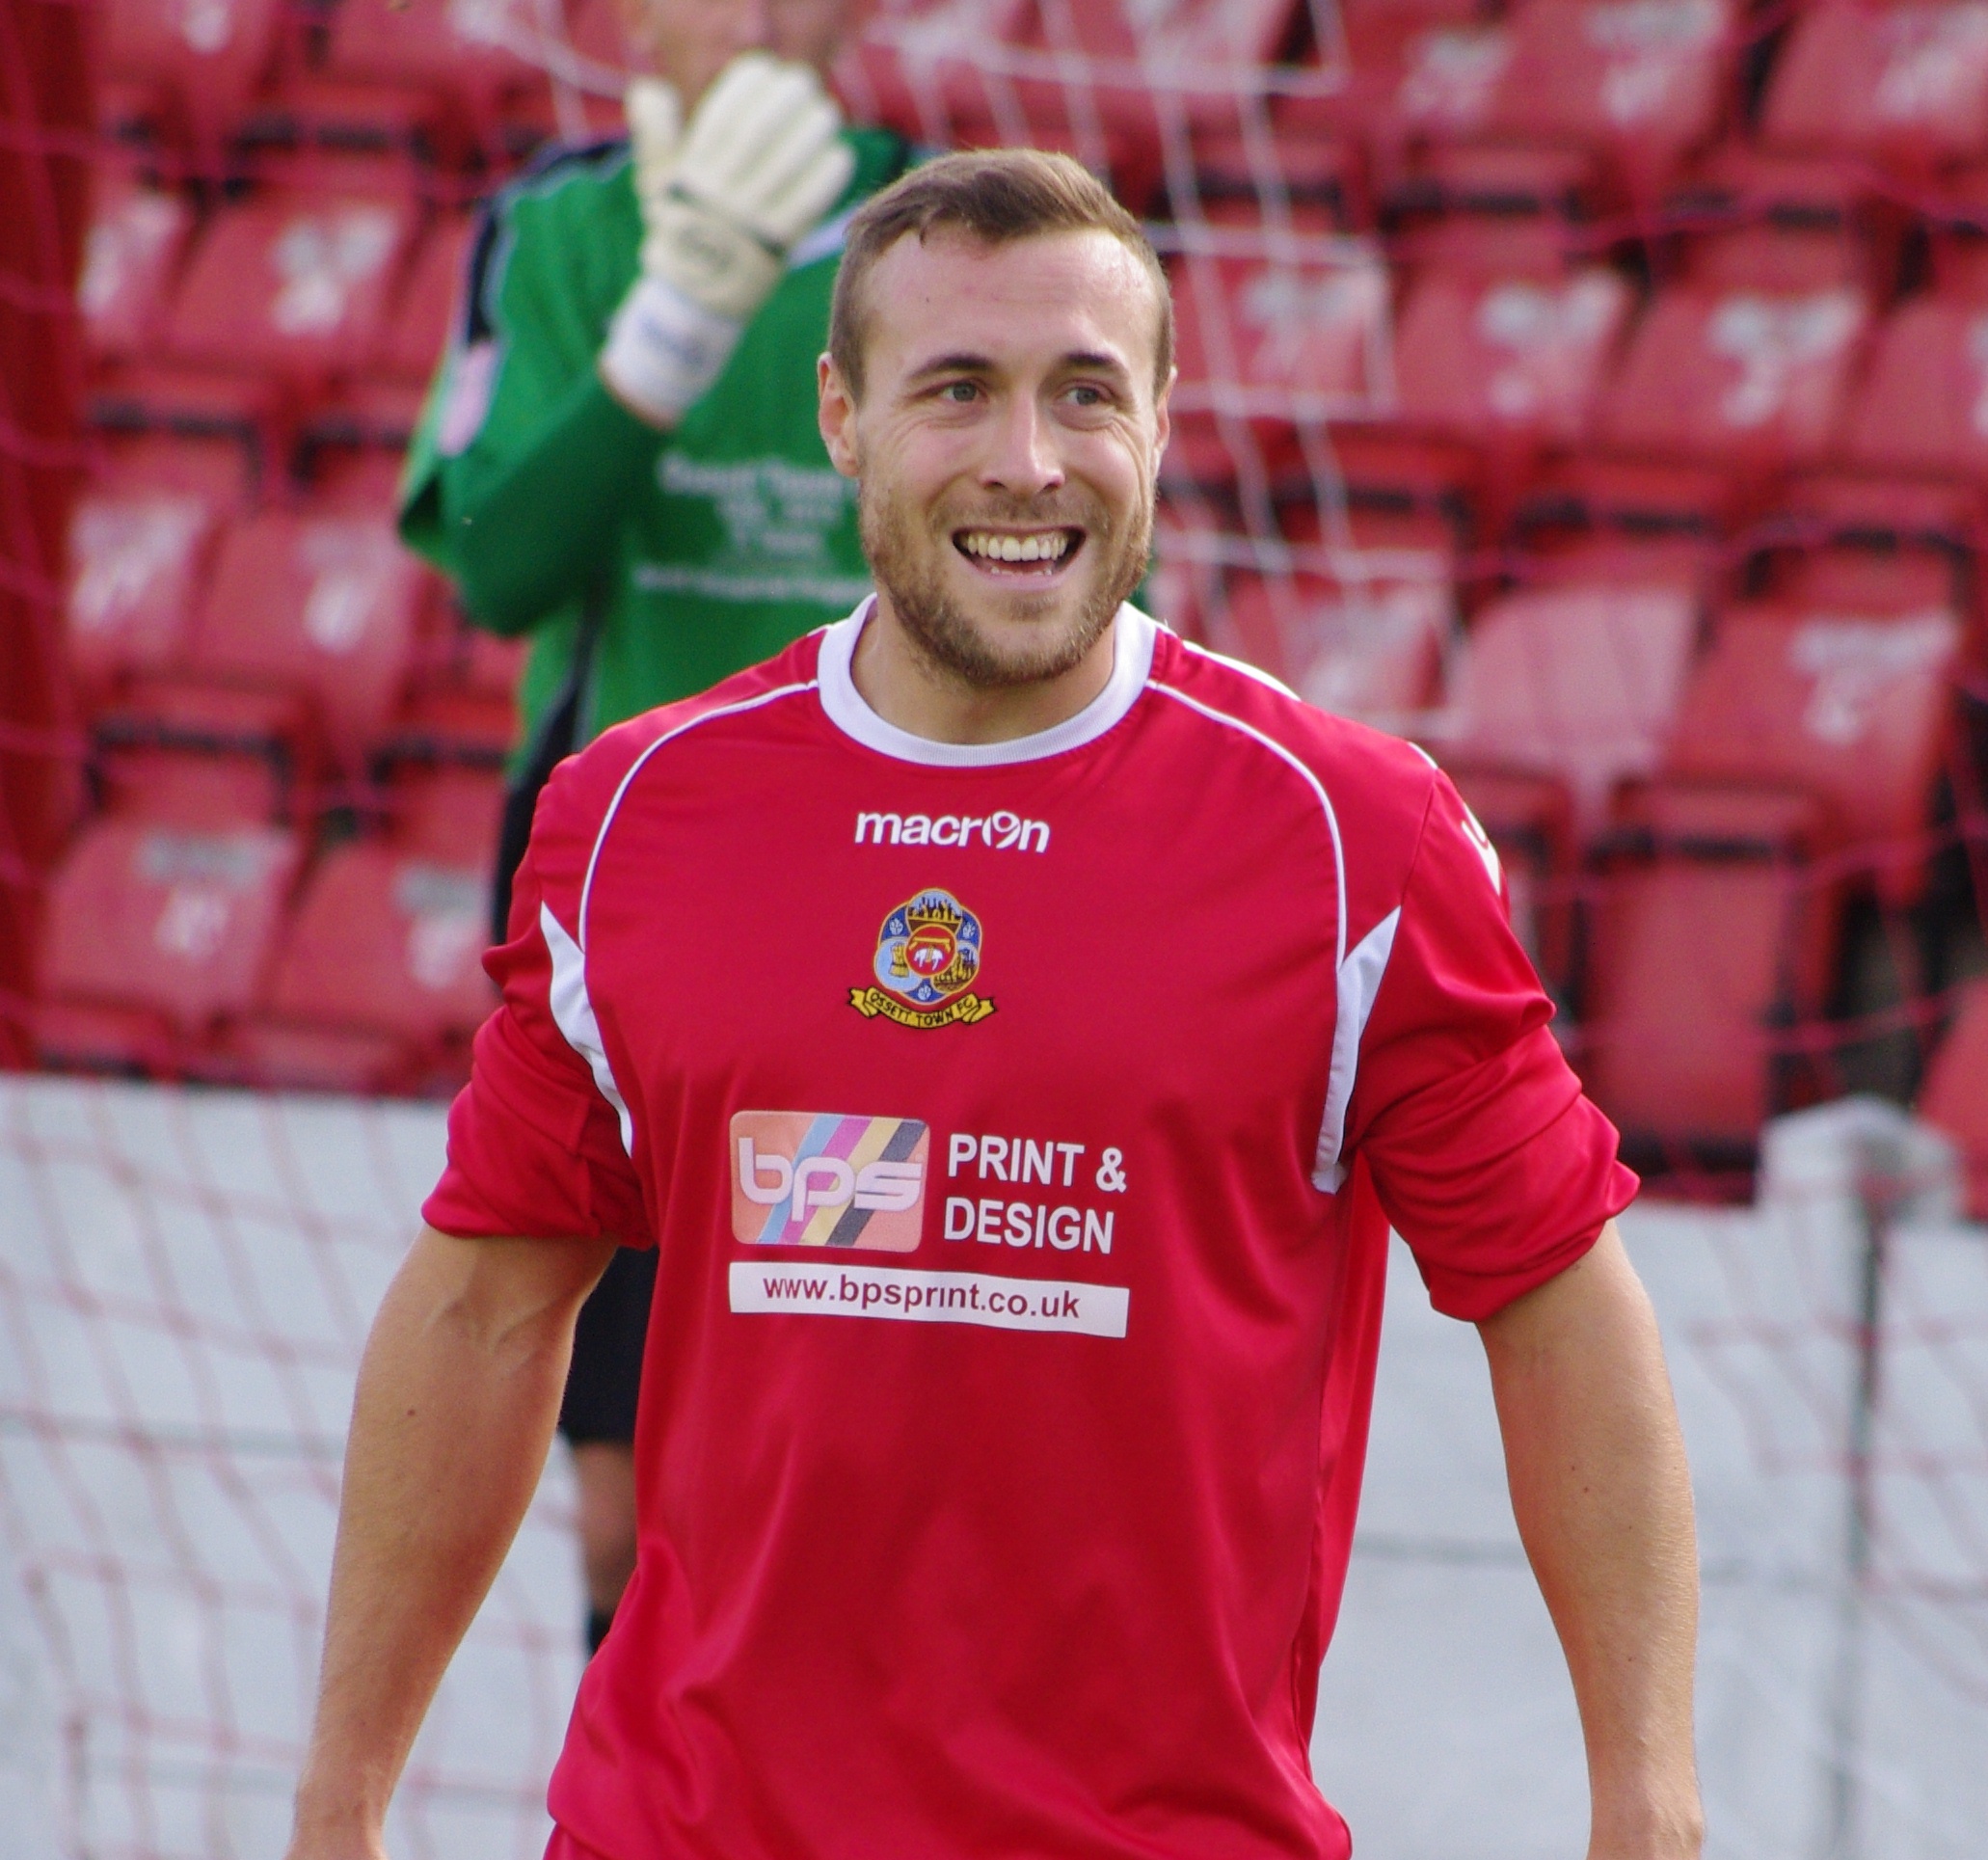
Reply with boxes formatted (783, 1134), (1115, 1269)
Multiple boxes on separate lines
(398, 125), (915, 766)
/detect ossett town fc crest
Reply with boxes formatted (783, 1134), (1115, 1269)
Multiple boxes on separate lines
(850, 888), (996, 1029)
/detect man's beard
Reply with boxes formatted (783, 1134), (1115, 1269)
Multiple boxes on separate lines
(859, 482), (1152, 691)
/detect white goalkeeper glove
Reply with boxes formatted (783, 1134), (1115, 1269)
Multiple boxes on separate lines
(602, 55), (856, 427)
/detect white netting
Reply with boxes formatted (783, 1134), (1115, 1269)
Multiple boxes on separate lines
(0, 1075), (579, 1859)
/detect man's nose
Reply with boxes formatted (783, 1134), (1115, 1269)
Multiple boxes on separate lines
(980, 393), (1065, 500)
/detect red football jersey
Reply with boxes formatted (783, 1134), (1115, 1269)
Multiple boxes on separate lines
(426, 604), (1635, 1860)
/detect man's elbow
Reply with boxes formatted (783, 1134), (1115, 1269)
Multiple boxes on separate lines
(392, 1227), (616, 1372)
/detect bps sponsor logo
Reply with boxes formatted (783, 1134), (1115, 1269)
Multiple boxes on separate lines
(849, 888), (995, 1029)
(731, 1111), (930, 1251)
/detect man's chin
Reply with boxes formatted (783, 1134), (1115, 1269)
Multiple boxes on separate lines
(891, 570), (1117, 691)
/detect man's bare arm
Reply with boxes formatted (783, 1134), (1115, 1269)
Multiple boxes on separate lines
(1477, 1220), (1704, 1860)
(286, 1225), (618, 1860)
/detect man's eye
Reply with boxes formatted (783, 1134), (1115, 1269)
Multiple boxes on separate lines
(941, 381), (980, 402)
(1067, 385), (1107, 407)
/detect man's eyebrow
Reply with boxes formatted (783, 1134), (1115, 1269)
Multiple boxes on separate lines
(902, 348), (1138, 384)
(905, 352), (998, 382)
(1060, 349), (1135, 377)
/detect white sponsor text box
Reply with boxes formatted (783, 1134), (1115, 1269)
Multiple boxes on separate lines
(729, 1261), (1128, 1338)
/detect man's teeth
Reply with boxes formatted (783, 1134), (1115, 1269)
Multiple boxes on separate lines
(960, 530), (1072, 563)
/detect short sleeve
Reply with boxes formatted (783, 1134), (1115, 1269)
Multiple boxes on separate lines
(422, 827), (654, 1246)
(1343, 773), (1637, 1320)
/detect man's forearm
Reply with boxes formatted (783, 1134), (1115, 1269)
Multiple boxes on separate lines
(1478, 1222), (1704, 1860)
(289, 1227), (616, 1852)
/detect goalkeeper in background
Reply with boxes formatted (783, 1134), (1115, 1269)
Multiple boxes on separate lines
(398, 0), (907, 1654)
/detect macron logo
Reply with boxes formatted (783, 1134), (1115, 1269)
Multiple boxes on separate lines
(855, 810), (1050, 853)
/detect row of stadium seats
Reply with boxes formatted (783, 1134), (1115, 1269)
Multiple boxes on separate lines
(35, 762), (502, 1093)
(103, 0), (1988, 215)
(65, 431), (520, 771)
(103, 0), (630, 174)
(80, 155), (1988, 532)
(854, 0), (1988, 210)
(45, 0), (1987, 1200)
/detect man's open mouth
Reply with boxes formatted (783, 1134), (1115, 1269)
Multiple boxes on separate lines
(953, 526), (1086, 578)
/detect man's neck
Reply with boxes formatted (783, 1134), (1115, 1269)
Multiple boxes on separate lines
(847, 597), (1118, 746)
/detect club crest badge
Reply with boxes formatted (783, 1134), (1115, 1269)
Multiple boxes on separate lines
(849, 887), (996, 1029)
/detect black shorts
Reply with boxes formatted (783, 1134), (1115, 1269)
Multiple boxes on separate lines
(557, 1245), (658, 1446)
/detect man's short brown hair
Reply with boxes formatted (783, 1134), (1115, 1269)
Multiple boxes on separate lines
(827, 148), (1173, 399)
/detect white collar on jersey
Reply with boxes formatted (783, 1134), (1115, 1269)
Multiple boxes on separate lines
(815, 597), (1159, 768)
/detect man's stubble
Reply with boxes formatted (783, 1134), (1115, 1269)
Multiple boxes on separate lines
(858, 479), (1153, 692)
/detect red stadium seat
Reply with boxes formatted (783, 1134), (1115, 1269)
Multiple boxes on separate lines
(1597, 280), (1870, 475)
(1445, 576), (1704, 837)
(376, 689), (516, 782)
(1669, 148), (1899, 295)
(1192, 131), (1366, 231)
(385, 762), (507, 862)
(94, 682), (320, 828)
(1761, 0), (1988, 176)
(1762, 526), (1969, 616)
(1579, 783), (1837, 1155)
(1841, 293), (1988, 484)
(305, 379), (430, 451)
(842, 0), (1034, 148)
(375, 212), (473, 384)
(230, 75), (449, 177)
(78, 175), (195, 360)
(1340, 0), (1490, 70)
(164, 194), (417, 385)
(189, 510), (433, 757)
(1388, 145), (1601, 282)
(87, 362), (282, 460)
(255, 842), (495, 1052)
(64, 439), (253, 700)
(1169, 248), (1391, 419)
(103, 0), (285, 154)
(1219, 570), (1450, 727)
(322, 0), (547, 126)
(1919, 978), (1988, 1218)
(1025, 0), (1305, 142)
(66, 483), (222, 697)
(1513, 453), (1745, 537)
(1380, 20), (1517, 144)
(1489, 0), (1740, 197)
(1663, 600), (1964, 900)
(1394, 265), (1633, 451)
(37, 816), (304, 1035)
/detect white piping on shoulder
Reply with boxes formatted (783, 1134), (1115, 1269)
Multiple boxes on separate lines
(536, 679), (816, 1153)
(1177, 633), (1303, 701)
(578, 680), (819, 942)
(1151, 682), (1348, 969)
(541, 902), (633, 1155)
(1152, 672), (1405, 1196)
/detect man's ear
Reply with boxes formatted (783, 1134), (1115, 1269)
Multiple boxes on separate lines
(818, 354), (860, 478)
(1152, 363), (1175, 466)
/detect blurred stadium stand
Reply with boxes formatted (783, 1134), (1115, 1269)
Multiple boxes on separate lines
(3, 0), (1985, 1181)
(3, 0), (1984, 1175)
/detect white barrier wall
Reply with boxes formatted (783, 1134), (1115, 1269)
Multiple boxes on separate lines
(2, 1076), (1984, 1858)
